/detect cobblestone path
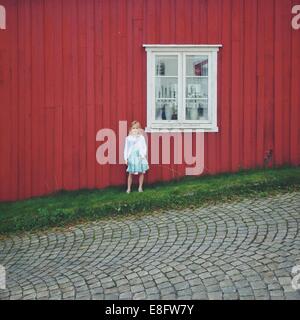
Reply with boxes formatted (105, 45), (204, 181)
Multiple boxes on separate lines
(0, 191), (300, 300)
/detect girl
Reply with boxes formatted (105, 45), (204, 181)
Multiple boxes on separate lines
(124, 121), (149, 193)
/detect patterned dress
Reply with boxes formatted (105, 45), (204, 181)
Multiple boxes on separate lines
(124, 134), (149, 175)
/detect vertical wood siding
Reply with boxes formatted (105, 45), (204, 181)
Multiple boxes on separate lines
(0, 0), (299, 201)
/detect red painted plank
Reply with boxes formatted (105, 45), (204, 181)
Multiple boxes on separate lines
(71, 0), (80, 190)
(249, 0), (258, 169)
(16, 0), (27, 199)
(290, 0), (300, 165)
(183, 0), (193, 44)
(101, 0), (111, 188)
(282, 0), (292, 165)
(62, 0), (74, 190)
(86, 0), (96, 189)
(53, 0), (63, 192)
(243, 0), (257, 169)
(78, 0), (88, 189)
(231, 0), (243, 172)
(110, 0), (119, 186)
(19, 1), (32, 198)
(220, 0), (232, 173)
(45, 0), (58, 194)
(0, 0), (11, 200)
(28, 2), (39, 198)
(117, 0), (128, 184)
(8, 0), (19, 200)
(94, 0), (104, 189)
(274, 0), (284, 166)
(256, 0), (265, 168)
(160, 0), (171, 44)
(113, 0), (126, 186)
(175, 0), (186, 44)
(197, 0), (208, 44)
(238, 0), (245, 171)
(207, 0), (221, 175)
(263, 0), (275, 168)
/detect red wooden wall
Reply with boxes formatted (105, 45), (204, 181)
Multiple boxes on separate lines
(0, 0), (299, 201)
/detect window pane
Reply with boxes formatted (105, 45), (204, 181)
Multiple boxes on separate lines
(186, 55), (208, 76)
(155, 55), (178, 76)
(185, 100), (208, 121)
(155, 78), (178, 120)
(186, 77), (208, 98)
(185, 55), (209, 121)
(155, 55), (178, 121)
(155, 100), (178, 121)
(155, 77), (178, 99)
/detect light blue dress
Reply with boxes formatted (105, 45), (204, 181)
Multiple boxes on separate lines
(124, 134), (149, 175)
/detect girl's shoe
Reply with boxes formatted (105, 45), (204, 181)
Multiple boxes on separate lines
(138, 187), (143, 193)
(126, 189), (131, 194)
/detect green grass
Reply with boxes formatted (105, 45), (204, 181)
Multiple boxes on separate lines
(0, 165), (299, 236)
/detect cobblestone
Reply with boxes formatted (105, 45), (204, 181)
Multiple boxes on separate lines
(0, 191), (300, 300)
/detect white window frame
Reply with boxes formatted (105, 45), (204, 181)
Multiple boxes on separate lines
(143, 45), (222, 133)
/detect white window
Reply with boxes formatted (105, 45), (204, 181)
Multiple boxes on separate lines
(143, 45), (222, 132)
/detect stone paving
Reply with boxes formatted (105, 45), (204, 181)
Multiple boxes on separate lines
(0, 191), (300, 300)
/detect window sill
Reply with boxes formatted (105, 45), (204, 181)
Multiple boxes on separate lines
(145, 127), (219, 133)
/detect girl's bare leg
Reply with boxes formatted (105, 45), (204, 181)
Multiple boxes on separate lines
(127, 174), (132, 193)
(138, 173), (144, 192)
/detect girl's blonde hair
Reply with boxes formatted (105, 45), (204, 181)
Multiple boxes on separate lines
(129, 120), (141, 133)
